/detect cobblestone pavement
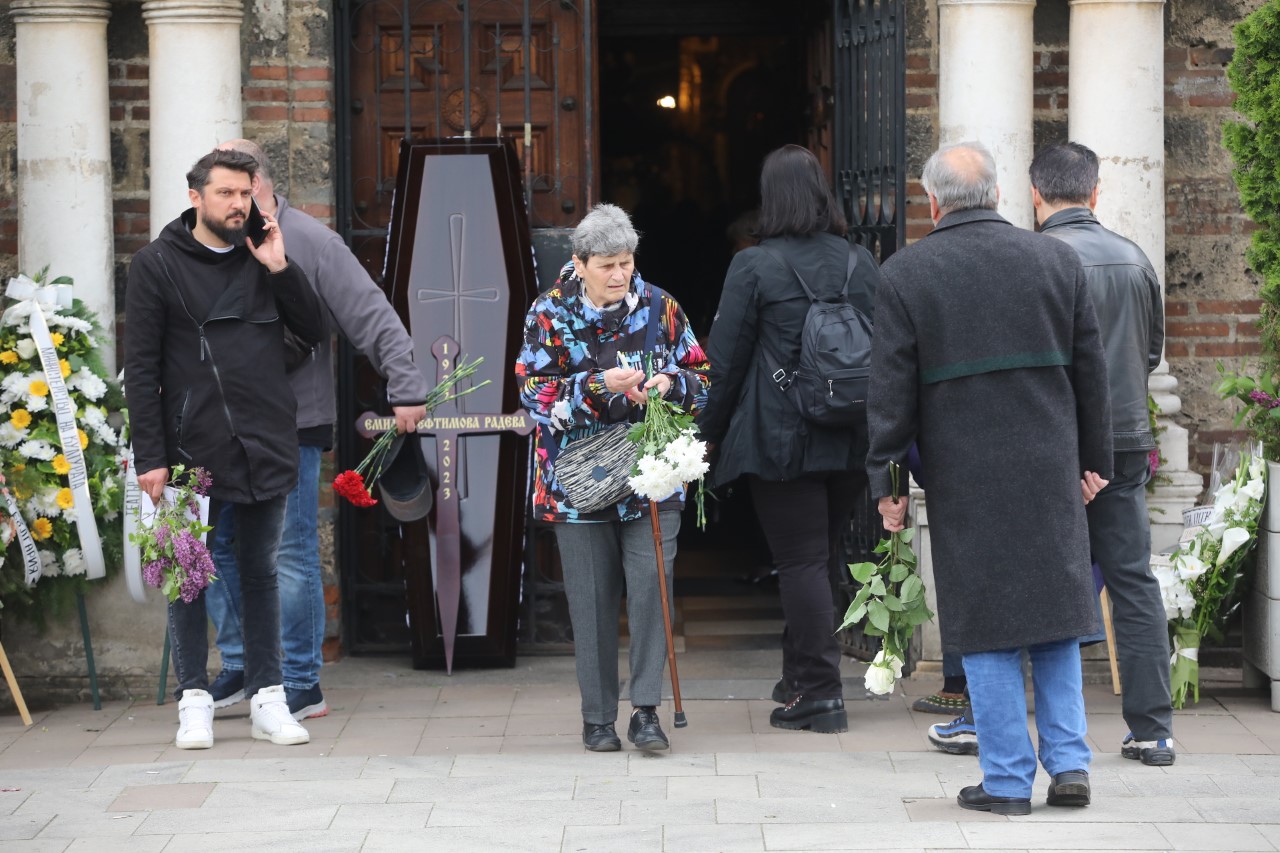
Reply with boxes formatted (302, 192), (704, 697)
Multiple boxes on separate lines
(0, 652), (1277, 852)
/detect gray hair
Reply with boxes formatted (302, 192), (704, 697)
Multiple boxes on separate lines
(571, 203), (639, 260)
(219, 138), (274, 185)
(921, 142), (998, 213)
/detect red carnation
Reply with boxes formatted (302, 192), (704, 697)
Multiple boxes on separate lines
(333, 470), (377, 507)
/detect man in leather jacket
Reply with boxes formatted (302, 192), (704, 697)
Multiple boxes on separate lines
(1032, 142), (1174, 767)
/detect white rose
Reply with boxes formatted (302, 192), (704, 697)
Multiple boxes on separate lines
(15, 339), (35, 360)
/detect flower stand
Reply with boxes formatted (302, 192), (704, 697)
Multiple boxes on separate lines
(1243, 460), (1280, 711)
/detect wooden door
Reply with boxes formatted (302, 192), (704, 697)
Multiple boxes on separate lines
(343, 0), (595, 278)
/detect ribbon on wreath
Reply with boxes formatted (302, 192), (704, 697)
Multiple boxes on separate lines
(121, 447), (146, 602)
(4, 487), (42, 586)
(4, 275), (106, 581)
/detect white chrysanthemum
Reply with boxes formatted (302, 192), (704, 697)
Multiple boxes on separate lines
(80, 405), (118, 446)
(18, 439), (55, 460)
(25, 395), (47, 413)
(33, 487), (61, 516)
(14, 338), (35, 360)
(1, 371), (30, 403)
(628, 454), (682, 501)
(68, 369), (106, 401)
(39, 550), (61, 578)
(61, 548), (87, 577)
(44, 312), (93, 334)
(0, 421), (27, 447)
(660, 431), (709, 482)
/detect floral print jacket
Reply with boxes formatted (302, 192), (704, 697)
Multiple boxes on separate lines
(515, 264), (710, 523)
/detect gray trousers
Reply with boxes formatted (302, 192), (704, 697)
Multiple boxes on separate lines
(1087, 450), (1173, 741)
(554, 510), (680, 724)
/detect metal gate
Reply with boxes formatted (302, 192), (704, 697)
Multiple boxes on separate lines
(333, 0), (594, 653)
(833, 0), (906, 264)
(831, 0), (908, 662)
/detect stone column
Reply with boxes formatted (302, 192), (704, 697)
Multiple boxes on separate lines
(937, 0), (1037, 229)
(11, 0), (115, 366)
(1069, 0), (1200, 550)
(142, 0), (244, 237)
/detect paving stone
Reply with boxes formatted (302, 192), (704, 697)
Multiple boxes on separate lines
(1017, 795), (1197, 823)
(756, 771), (945, 799)
(0, 769), (103, 790)
(137, 805), (338, 834)
(1155, 822), (1277, 851)
(663, 823), (765, 852)
(389, 775), (576, 803)
(33, 811), (146, 839)
(563, 824), (663, 852)
(451, 753), (627, 777)
(1157, 753), (1253, 775)
(107, 782), (213, 811)
(0, 840), (69, 852)
(359, 755), (455, 778)
(627, 753), (716, 776)
(0, 787), (32, 816)
(574, 775), (667, 800)
(1191, 796), (1280, 824)
(1207, 773), (1280, 797)
(426, 798), (620, 827)
(181, 756), (367, 783)
(1241, 755), (1280, 776)
(761, 821), (965, 851)
(65, 836), (170, 852)
(15, 786), (123, 815)
(960, 820), (1174, 850)
(619, 798), (716, 825)
(715, 752), (894, 777)
(666, 775), (759, 800)
(202, 778), (393, 808)
(89, 762), (192, 788)
(0, 812), (51, 841)
(363, 825), (561, 852)
(162, 830), (368, 852)
(716, 796), (909, 824)
(902, 797), (1006, 822)
(329, 802), (431, 830)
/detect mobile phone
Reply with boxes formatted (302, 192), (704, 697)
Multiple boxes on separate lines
(245, 197), (269, 247)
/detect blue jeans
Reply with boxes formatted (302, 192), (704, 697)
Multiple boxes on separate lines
(170, 494), (287, 701)
(962, 638), (1092, 798)
(206, 445), (325, 690)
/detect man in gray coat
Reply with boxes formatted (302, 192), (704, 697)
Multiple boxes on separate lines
(203, 139), (429, 720)
(869, 142), (1114, 814)
(1032, 141), (1174, 767)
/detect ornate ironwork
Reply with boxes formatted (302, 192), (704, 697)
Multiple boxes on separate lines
(833, 0), (906, 263)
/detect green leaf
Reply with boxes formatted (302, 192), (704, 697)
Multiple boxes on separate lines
(839, 602), (867, 631)
(862, 625), (884, 637)
(851, 586), (872, 607)
(883, 594), (904, 612)
(897, 528), (915, 544)
(888, 562), (910, 582)
(900, 574), (924, 603)
(872, 539), (891, 555)
(869, 576), (886, 596)
(867, 600), (890, 632)
(848, 561), (877, 584)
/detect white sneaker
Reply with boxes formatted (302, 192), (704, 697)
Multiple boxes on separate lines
(176, 689), (214, 750)
(250, 685), (311, 745)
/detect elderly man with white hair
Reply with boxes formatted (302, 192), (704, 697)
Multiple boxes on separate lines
(868, 142), (1114, 814)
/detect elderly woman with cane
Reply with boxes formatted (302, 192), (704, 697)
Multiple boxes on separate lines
(515, 204), (710, 752)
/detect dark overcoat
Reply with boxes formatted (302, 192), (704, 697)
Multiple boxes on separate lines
(866, 209), (1114, 654)
(698, 232), (881, 486)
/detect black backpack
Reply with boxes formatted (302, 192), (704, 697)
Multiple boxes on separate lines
(760, 245), (873, 427)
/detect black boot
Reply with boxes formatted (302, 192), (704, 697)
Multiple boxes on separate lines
(957, 784), (1031, 815)
(769, 695), (847, 733)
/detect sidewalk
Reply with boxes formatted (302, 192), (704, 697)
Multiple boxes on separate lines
(1, 650), (1278, 852)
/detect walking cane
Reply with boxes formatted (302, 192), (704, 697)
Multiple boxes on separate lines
(648, 499), (687, 727)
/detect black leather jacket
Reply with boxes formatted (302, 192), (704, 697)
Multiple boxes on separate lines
(1040, 207), (1164, 452)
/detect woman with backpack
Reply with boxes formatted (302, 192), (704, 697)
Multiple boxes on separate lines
(698, 144), (883, 734)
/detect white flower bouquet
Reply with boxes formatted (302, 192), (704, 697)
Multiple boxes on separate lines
(625, 383), (709, 527)
(1152, 442), (1266, 707)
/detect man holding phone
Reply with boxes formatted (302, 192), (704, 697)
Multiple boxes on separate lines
(202, 139), (429, 722)
(125, 148), (328, 749)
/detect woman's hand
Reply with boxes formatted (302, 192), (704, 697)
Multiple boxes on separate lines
(641, 373), (672, 400)
(603, 366), (647, 404)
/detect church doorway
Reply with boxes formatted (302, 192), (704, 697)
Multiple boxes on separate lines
(333, 0), (905, 661)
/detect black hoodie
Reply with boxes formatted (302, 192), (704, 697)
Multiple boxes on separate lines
(125, 209), (327, 503)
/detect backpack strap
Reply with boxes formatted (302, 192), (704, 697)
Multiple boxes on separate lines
(757, 243), (859, 390)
